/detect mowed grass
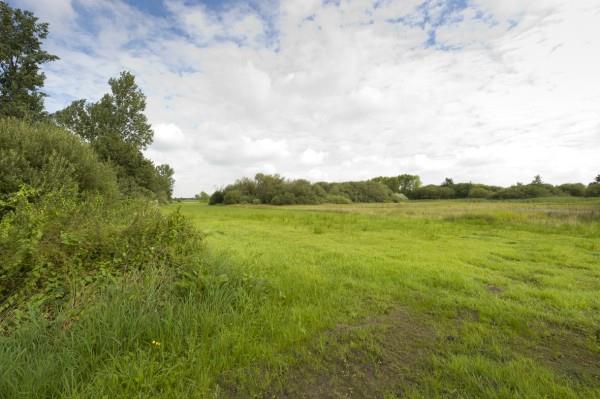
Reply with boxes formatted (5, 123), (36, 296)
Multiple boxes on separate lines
(2, 199), (599, 398)
(169, 198), (600, 398)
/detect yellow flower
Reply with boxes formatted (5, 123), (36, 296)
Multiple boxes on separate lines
(151, 340), (161, 347)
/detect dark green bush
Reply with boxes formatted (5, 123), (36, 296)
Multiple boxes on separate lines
(324, 194), (352, 204)
(468, 186), (492, 198)
(0, 118), (119, 200)
(410, 185), (455, 199)
(586, 183), (600, 197)
(490, 184), (557, 200)
(558, 183), (586, 197)
(209, 190), (225, 204)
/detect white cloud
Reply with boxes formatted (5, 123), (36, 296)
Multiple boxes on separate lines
(10, 0), (600, 196)
(300, 148), (327, 165)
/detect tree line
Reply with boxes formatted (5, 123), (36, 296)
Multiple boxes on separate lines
(0, 1), (173, 202)
(205, 173), (600, 205)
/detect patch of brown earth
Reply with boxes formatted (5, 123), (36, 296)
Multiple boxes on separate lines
(486, 284), (504, 295)
(524, 327), (600, 386)
(264, 308), (436, 398)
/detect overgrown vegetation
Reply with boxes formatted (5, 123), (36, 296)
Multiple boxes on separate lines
(209, 173), (600, 205)
(0, 119), (200, 332)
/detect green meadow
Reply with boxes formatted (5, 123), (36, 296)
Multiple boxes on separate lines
(3, 198), (600, 398)
(166, 198), (600, 398)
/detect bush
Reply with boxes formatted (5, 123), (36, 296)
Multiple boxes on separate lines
(0, 119), (202, 331)
(0, 184), (201, 331)
(468, 187), (491, 198)
(0, 118), (119, 201)
(558, 183), (586, 197)
(209, 190), (225, 205)
(324, 194), (352, 204)
(271, 192), (296, 205)
(411, 185), (455, 199)
(223, 189), (242, 204)
(392, 193), (408, 202)
(491, 184), (556, 200)
(586, 183), (600, 197)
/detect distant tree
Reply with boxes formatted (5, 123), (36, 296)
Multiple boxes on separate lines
(594, 174), (600, 184)
(0, 1), (58, 120)
(397, 174), (421, 194)
(441, 177), (454, 187)
(195, 191), (210, 202)
(531, 175), (543, 185)
(586, 183), (600, 197)
(154, 164), (174, 200)
(209, 190), (225, 205)
(558, 183), (586, 197)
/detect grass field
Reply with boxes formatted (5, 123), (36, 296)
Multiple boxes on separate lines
(165, 198), (600, 398)
(3, 198), (599, 398)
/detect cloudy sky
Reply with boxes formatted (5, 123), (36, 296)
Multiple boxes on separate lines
(9, 0), (600, 196)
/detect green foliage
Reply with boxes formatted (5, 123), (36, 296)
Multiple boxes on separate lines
(223, 189), (243, 205)
(558, 183), (586, 197)
(0, 118), (119, 202)
(468, 186), (492, 198)
(195, 191), (210, 202)
(0, 1), (58, 120)
(491, 183), (559, 199)
(325, 194), (352, 204)
(410, 184), (456, 199)
(586, 183), (600, 197)
(53, 71), (152, 150)
(212, 174), (397, 205)
(53, 72), (174, 200)
(0, 188), (200, 329)
(209, 190), (225, 205)
(371, 174), (421, 194)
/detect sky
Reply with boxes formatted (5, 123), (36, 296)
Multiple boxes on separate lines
(8, 0), (600, 197)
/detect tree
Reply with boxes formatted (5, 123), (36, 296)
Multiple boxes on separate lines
(531, 175), (543, 185)
(195, 192), (209, 202)
(0, 1), (58, 120)
(54, 71), (153, 151)
(441, 177), (454, 187)
(594, 174), (600, 184)
(397, 174), (421, 194)
(155, 164), (174, 200)
(53, 72), (174, 200)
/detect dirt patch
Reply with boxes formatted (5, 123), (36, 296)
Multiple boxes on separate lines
(486, 284), (504, 295)
(264, 308), (436, 398)
(524, 327), (600, 386)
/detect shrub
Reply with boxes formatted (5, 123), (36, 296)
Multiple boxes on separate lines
(209, 190), (225, 204)
(325, 194), (352, 204)
(411, 185), (455, 199)
(271, 192), (296, 205)
(392, 193), (408, 202)
(468, 187), (491, 198)
(586, 183), (600, 197)
(558, 183), (586, 197)
(223, 189), (242, 204)
(491, 184), (557, 199)
(0, 184), (202, 331)
(0, 118), (119, 200)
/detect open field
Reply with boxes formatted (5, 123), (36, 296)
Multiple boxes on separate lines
(3, 198), (599, 398)
(165, 198), (600, 398)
